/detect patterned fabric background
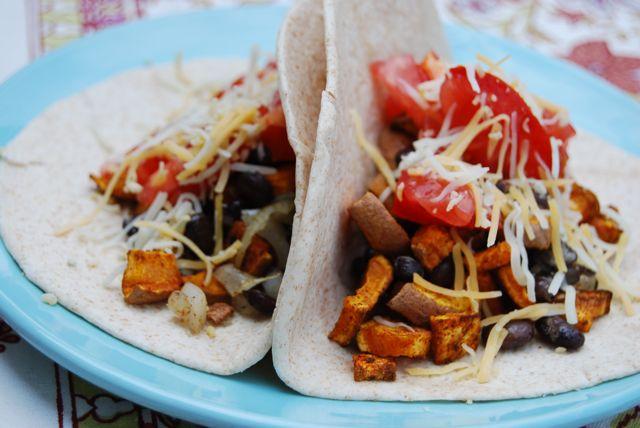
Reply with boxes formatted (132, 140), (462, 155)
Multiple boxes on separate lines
(0, 0), (639, 427)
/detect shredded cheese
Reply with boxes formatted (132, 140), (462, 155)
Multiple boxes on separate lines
(213, 193), (224, 254)
(414, 274), (501, 300)
(565, 285), (578, 324)
(548, 198), (568, 272)
(452, 243), (465, 291)
(406, 361), (470, 377)
(452, 230), (480, 311)
(487, 187), (504, 247)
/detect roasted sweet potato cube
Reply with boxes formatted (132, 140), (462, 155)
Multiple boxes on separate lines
(122, 250), (182, 304)
(242, 235), (275, 276)
(90, 170), (135, 201)
(411, 225), (454, 270)
(350, 192), (409, 255)
(377, 127), (412, 167)
(368, 174), (388, 197)
(356, 320), (430, 358)
(182, 271), (230, 304)
(475, 241), (511, 271)
(590, 215), (622, 244)
(557, 290), (612, 332)
(570, 184), (600, 223)
(207, 302), (234, 325)
(226, 220), (246, 246)
(496, 266), (533, 308)
(430, 312), (481, 365)
(477, 271), (505, 316)
(353, 354), (397, 382)
(329, 255), (393, 345)
(387, 282), (472, 326)
(265, 165), (295, 196)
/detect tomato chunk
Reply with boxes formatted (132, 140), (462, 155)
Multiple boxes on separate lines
(136, 156), (184, 209)
(259, 99), (294, 162)
(439, 66), (567, 178)
(392, 171), (475, 228)
(541, 109), (576, 142)
(371, 54), (441, 130)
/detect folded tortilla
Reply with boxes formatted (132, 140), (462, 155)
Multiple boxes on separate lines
(272, 0), (640, 400)
(0, 0), (325, 375)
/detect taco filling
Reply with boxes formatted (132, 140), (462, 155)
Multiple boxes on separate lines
(329, 52), (633, 383)
(63, 59), (295, 335)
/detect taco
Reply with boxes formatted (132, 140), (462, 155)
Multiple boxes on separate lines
(0, 0), (325, 375)
(273, 0), (640, 400)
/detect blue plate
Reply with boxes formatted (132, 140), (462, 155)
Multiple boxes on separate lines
(1, 6), (639, 428)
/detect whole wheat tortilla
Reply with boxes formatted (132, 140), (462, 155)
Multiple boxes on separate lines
(0, 0), (326, 376)
(272, 0), (640, 400)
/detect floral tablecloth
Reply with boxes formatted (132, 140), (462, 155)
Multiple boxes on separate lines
(0, 1), (639, 427)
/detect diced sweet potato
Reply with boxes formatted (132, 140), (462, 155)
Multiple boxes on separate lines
(496, 266), (533, 308)
(207, 302), (234, 325)
(411, 225), (454, 270)
(356, 320), (431, 358)
(477, 271), (505, 316)
(182, 271), (230, 304)
(242, 235), (275, 276)
(475, 241), (511, 271)
(350, 192), (409, 255)
(557, 290), (612, 332)
(570, 184), (600, 223)
(90, 171), (135, 201)
(122, 250), (182, 304)
(353, 354), (397, 382)
(524, 217), (551, 250)
(226, 220), (246, 246)
(265, 165), (295, 196)
(386, 282), (471, 326)
(377, 127), (411, 167)
(329, 255), (394, 345)
(590, 215), (622, 244)
(430, 312), (481, 365)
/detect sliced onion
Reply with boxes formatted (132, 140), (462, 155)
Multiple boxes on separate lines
(167, 282), (207, 333)
(214, 263), (281, 297)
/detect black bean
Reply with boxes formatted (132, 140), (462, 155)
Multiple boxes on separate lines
(565, 266), (581, 285)
(234, 172), (274, 209)
(246, 145), (273, 166)
(535, 316), (585, 350)
(469, 231), (489, 252)
(395, 147), (413, 166)
(535, 274), (555, 303)
(534, 189), (549, 209)
(184, 213), (214, 257)
(577, 268), (598, 290)
(122, 218), (139, 237)
(429, 257), (454, 288)
(502, 320), (535, 350)
(536, 242), (577, 270)
(389, 115), (419, 138)
(393, 256), (424, 283)
(244, 287), (276, 315)
(496, 180), (511, 194)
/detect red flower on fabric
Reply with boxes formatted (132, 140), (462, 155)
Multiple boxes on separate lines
(565, 41), (640, 94)
(0, 318), (20, 353)
(555, 8), (587, 24)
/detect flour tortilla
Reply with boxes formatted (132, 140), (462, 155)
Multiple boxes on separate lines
(0, 0), (326, 376)
(272, 0), (640, 400)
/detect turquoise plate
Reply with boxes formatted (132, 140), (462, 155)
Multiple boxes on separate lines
(1, 6), (639, 427)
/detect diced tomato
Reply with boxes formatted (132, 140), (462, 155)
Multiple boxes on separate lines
(370, 54), (442, 130)
(259, 101), (294, 162)
(541, 109), (576, 142)
(392, 170), (475, 228)
(136, 156), (184, 209)
(439, 66), (567, 178)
